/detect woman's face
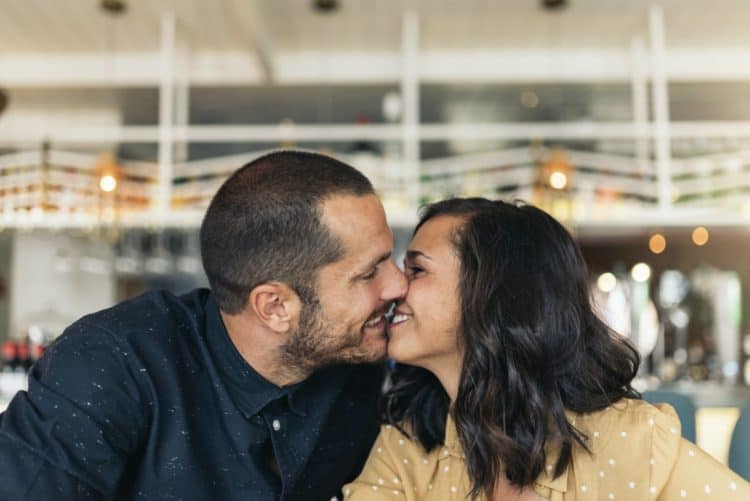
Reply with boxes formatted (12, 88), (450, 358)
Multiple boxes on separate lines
(387, 215), (464, 371)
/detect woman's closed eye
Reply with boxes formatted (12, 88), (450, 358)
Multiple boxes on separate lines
(405, 264), (424, 279)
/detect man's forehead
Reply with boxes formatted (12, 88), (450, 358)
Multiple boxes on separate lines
(322, 192), (381, 214)
(321, 194), (393, 264)
(321, 194), (387, 232)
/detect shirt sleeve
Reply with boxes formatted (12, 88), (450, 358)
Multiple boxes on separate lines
(656, 438), (750, 500)
(342, 425), (408, 500)
(0, 319), (148, 498)
(649, 404), (750, 500)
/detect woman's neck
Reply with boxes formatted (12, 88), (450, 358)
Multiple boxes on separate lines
(422, 352), (462, 404)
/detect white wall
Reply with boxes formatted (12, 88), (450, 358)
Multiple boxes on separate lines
(8, 231), (116, 339)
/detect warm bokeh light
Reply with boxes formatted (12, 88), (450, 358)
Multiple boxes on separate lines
(549, 171), (567, 190)
(631, 262), (652, 283)
(520, 90), (539, 108)
(649, 233), (666, 254)
(692, 226), (709, 246)
(99, 175), (117, 192)
(597, 272), (617, 293)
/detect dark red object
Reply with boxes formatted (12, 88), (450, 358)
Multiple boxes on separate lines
(16, 342), (31, 371)
(30, 343), (45, 362)
(1, 340), (17, 371)
(1, 340), (16, 361)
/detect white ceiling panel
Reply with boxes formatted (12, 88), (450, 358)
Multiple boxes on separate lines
(1, 0), (750, 55)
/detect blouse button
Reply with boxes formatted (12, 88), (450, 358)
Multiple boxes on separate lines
(272, 419), (281, 431)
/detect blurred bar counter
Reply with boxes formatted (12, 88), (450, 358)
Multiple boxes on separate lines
(650, 381), (750, 466)
(657, 380), (750, 408)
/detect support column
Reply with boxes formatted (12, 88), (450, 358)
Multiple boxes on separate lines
(175, 38), (190, 164)
(631, 36), (650, 177)
(401, 10), (420, 213)
(649, 6), (672, 210)
(157, 11), (176, 217)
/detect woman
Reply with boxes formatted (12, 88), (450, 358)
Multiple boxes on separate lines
(344, 198), (749, 500)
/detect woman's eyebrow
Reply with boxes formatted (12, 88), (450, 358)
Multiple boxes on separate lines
(405, 250), (432, 261)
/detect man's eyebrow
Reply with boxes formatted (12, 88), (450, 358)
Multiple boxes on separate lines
(363, 252), (392, 272)
(405, 250), (432, 262)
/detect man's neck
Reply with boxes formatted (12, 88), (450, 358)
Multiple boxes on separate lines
(220, 310), (309, 387)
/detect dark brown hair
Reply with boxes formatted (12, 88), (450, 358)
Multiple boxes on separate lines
(385, 198), (640, 498)
(200, 150), (374, 313)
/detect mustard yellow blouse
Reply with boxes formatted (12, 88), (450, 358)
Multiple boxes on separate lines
(344, 399), (750, 500)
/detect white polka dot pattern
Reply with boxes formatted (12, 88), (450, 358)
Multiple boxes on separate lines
(341, 399), (750, 500)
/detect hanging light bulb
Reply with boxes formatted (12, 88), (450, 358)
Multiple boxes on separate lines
(549, 171), (568, 190)
(99, 175), (117, 192)
(692, 227), (709, 246)
(597, 272), (617, 293)
(631, 263), (652, 283)
(649, 233), (666, 254)
(95, 152), (120, 193)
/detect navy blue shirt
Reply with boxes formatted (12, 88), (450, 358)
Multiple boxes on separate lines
(0, 289), (384, 500)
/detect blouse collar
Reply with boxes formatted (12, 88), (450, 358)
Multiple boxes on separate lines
(443, 411), (570, 495)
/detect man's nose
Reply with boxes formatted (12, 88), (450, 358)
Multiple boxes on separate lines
(380, 260), (408, 301)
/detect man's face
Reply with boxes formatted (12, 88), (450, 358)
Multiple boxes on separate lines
(282, 194), (407, 370)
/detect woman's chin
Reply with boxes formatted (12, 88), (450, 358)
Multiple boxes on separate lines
(386, 341), (419, 366)
(386, 340), (406, 363)
(386, 345), (401, 361)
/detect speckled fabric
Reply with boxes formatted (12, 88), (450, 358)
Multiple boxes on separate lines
(0, 289), (384, 500)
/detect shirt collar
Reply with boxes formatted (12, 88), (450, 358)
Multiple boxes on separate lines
(444, 411), (569, 495)
(205, 293), (307, 419)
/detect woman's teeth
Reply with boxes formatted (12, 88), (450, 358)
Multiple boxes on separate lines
(390, 314), (410, 326)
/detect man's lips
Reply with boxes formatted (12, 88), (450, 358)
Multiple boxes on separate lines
(364, 314), (386, 329)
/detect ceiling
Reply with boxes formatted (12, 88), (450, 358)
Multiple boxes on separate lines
(2, 0), (750, 55)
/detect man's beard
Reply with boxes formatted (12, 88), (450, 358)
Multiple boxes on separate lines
(280, 295), (375, 375)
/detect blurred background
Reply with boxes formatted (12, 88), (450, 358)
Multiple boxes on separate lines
(1, 0), (750, 474)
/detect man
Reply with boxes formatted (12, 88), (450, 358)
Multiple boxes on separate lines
(0, 151), (407, 499)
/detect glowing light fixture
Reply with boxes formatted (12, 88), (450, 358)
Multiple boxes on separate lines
(99, 175), (117, 192)
(692, 226), (709, 246)
(597, 272), (617, 293)
(549, 171), (567, 190)
(649, 233), (666, 254)
(631, 262), (652, 283)
(95, 152), (121, 193)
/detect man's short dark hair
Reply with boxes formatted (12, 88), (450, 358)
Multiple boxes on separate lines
(200, 150), (375, 314)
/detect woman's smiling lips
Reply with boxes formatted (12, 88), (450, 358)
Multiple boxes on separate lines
(387, 309), (412, 331)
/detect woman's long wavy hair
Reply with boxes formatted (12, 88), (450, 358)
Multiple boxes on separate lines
(384, 198), (640, 498)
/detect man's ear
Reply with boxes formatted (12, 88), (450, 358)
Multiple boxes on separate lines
(247, 281), (302, 334)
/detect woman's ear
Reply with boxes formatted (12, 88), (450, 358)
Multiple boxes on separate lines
(247, 281), (302, 334)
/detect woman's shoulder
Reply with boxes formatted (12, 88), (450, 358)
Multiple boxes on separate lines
(373, 422), (420, 450)
(374, 420), (455, 459)
(568, 398), (750, 498)
(574, 397), (681, 439)
(571, 398), (682, 487)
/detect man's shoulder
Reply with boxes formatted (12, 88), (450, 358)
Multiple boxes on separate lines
(45, 288), (211, 367)
(71, 288), (210, 337)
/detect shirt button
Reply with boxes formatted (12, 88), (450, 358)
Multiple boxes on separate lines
(272, 419), (281, 431)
